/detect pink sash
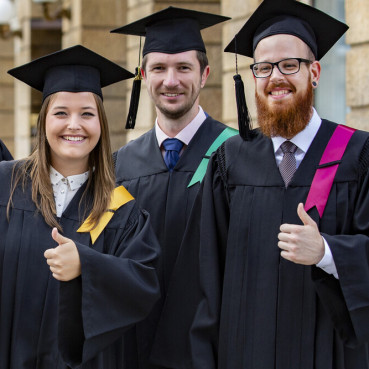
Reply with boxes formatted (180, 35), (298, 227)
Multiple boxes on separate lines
(304, 124), (356, 217)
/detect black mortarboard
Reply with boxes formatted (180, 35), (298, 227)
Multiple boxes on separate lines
(111, 6), (230, 56)
(224, 0), (348, 60)
(111, 7), (230, 129)
(8, 45), (134, 102)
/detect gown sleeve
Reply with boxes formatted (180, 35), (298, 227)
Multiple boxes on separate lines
(58, 202), (161, 368)
(313, 138), (369, 348)
(150, 148), (229, 369)
(0, 139), (13, 161)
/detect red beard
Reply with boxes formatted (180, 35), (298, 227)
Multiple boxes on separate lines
(256, 79), (314, 138)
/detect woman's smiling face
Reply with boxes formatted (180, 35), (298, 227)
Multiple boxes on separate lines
(45, 91), (101, 176)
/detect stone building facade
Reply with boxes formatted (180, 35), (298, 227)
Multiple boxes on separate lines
(0, 0), (368, 158)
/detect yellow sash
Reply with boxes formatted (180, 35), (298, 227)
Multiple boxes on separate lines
(77, 186), (134, 244)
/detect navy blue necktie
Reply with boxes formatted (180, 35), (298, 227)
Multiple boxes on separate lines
(162, 138), (184, 171)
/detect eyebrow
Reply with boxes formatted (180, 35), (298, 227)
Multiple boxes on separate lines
(177, 62), (194, 68)
(149, 61), (194, 67)
(51, 106), (96, 110)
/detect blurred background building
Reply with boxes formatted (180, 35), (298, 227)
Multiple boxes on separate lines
(0, 0), (367, 158)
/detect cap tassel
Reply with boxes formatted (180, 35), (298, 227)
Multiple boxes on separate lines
(125, 66), (142, 129)
(233, 73), (252, 141)
(233, 36), (252, 140)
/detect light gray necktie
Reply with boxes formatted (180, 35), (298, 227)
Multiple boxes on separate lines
(279, 141), (297, 187)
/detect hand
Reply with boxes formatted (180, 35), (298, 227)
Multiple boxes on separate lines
(44, 228), (81, 281)
(278, 203), (324, 265)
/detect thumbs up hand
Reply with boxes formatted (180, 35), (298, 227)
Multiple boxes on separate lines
(278, 203), (325, 265)
(44, 228), (81, 281)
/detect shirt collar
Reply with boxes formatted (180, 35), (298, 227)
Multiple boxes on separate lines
(50, 166), (89, 191)
(272, 107), (322, 154)
(155, 106), (207, 147)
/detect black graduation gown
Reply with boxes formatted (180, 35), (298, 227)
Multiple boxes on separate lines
(0, 160), (160, 369)
(151, 119), (369, 369)
(114, 116), (227, 368)
(0, 139), (13, 161)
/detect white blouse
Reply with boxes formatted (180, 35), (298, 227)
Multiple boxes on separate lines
(50, 167), (89, 217)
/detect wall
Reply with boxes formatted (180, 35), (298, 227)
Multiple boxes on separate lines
(3, 0), (369, 158)
(346, 0), (369, 130)
(0, 37), (15, 154)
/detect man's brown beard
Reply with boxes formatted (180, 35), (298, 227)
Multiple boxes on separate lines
(255, 80), (314, 138)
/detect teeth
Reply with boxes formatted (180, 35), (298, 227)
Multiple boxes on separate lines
(164, 93), (180, 97)
(271, 90), (289, 96)
(64, 136), (84, 142)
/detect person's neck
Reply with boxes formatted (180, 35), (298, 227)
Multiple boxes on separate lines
(156, 105), (199, 138)
(51, 161), (89, 178)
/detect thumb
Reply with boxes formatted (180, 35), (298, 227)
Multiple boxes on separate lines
(51, 227), (70, 246)
(297, 203), (315, 226)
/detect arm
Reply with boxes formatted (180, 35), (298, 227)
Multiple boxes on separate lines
(278, 146), (369, 347)
(56, 205), (160, 367)
(321, 174), (369, 347)
(190, 153), (230, 369)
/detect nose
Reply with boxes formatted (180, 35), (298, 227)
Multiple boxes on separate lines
(269, 64), (285, 82)
(67, 114), (82, 130)
(163, 69), (179, 88)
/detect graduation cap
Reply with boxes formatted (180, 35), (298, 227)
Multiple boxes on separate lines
(223, 0), (349, 140)
(111, 6), (230, 129)
(224, 0), (348, 60)
(8, 45), (134, 102)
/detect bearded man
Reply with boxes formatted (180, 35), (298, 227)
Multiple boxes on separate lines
(149, 1), (369, 369)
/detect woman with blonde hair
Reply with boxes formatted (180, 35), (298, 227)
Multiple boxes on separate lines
(0, 45), (160, 369)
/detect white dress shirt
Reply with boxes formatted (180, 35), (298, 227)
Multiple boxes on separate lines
(271, 108), (338, 278)
(50, 167), (89, 217)
(155, 106), (207, 155)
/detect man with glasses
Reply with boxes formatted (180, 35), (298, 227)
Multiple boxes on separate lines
(150, 1), (369, 368)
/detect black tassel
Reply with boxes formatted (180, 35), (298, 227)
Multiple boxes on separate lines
(125, 67), (142, 129)
(233, 73), (252, 140)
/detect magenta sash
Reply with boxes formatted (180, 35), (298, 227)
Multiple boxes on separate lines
(304, 124), (356, 217)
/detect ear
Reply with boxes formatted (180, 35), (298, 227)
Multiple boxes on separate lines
(141, 68), (146, 81)
(200, 65), (210, 88)
(310, 60), (321, 86)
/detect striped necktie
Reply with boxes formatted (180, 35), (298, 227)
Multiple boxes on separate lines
(279, 141), (298, 187)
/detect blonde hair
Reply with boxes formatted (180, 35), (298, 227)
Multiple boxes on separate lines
(8, 93), (115, 231)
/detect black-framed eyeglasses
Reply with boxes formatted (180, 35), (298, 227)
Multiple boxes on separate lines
(250, 58), (312, 78)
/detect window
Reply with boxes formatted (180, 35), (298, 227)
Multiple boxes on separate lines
(314, 0), (349, 123)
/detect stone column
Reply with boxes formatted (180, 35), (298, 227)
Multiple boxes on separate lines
(0, 37), (15, 155)
(62, 0), (130, 151)
(346, 0), (369, 131)
(12, 0), (62, 158)
(222, 0), (260, 129)
(12, 0), (33, 159)
(123, 0), (155, 142)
